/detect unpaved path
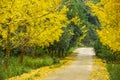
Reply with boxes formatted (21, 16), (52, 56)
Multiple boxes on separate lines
(43, 48), (95, 80)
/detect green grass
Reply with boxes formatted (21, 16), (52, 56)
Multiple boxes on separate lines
(0, 65), (5, 80)
(107, 63), (120, 80)
(0, 56), (54, 80)
(23, 56), (53, 68)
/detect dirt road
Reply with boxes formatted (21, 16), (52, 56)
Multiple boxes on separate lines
(43, 48), (95, 80)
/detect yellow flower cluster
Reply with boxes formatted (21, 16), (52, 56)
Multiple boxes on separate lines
(0, 0), (69, 48)
(71, 16), (81, 26)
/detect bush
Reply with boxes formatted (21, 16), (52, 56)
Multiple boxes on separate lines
(94, 39), (102, 55)
(42, 57), (53, 66)
(53, 57), (60, 64)
(23, 56), (43, 69)
(23, 56), (53, 68)
(94, 40), (117, 62)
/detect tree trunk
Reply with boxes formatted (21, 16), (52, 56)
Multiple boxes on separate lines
(19, 26), (27, 64)
(32, 46), (36, 58)
(3, 26), (11, 69)
(3, 48), (11, 69)
(19, 45), (25, 64)
(58, 50), (61, 58)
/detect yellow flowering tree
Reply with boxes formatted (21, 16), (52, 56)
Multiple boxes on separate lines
(0, 0), (69, 67)
(87, 0), (120, 51)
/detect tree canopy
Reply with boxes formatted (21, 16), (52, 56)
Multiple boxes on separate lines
(87, 0), (120, 51)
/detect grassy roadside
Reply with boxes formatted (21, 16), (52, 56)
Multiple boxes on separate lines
(0, 46), (77, 80)
(89, 56), (110, 80)
(0, 56), (54, 80)
(6, 55), (76, 80)
(94, 40), (120, 80)
(107, 63), (120, 80)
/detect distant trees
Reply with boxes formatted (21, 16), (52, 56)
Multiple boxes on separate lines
(45, 0), (89, 57)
